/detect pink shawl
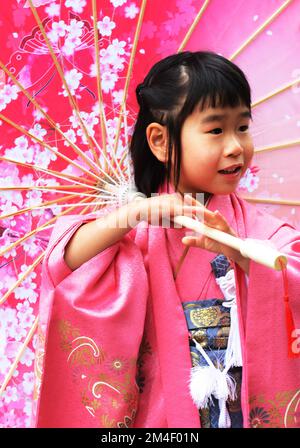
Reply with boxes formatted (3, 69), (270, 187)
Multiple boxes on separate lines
(32, 190), (300, 428)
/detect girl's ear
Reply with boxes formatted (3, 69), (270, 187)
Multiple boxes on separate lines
(146, 122), (168, 162)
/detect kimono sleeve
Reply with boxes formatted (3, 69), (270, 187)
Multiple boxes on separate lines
(35, 213), (149, 428)
(44, 212), (138, 287)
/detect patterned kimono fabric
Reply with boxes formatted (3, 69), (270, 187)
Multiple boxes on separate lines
(183, 254), (243, 428)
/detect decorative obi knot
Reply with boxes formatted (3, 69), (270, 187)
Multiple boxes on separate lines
(211, 254), (232, 279)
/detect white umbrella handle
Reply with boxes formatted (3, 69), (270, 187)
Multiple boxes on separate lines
(173, 215), (287, 271)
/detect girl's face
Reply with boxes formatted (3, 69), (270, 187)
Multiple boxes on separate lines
(176, 105), (254, 195)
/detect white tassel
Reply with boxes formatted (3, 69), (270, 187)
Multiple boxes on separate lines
(189, 365), (218, 408)
(218, 398), (231, 428)
(214, 368), (236, 401)
(189, 341), (237, 410)
(225, 303), (243, 367)
(216, 269), (243, 368)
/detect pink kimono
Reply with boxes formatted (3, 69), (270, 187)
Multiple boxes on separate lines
(32, 189), (300, 428)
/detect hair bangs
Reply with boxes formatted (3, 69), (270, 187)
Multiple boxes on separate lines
(181, 63), (251, 117)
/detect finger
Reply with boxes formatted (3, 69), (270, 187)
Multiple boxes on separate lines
(204, 210), (236, 235)
(173, 205), (204, 218)
(181, 236), (202, 247)
(182, 205), (205, 219)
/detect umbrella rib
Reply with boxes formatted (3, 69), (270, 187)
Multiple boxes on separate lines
(0, 192), (87, 221)
(119, 109), (133, 184)
(0, 196), (96, 396)
(0, 252), (45, 306)
(81, 202), (95, 215)
(112, 0), (148, 159)
(255, 139), (300, 153)
(92, 0), (108, 166)
(0, 61), (102, 179)
(0, 113), (103, 185)
(0, 156), (100, 189)
(0, 190), (115, 222)
(241, 196), (300, 206)
(0, 185), (93, 191)
(0, 195), (92, 258)
(28, 0), (102, 170)
(229, 0), (294, 60)
(252, 77), (300, 108)
(89, 132), (126, 184)
(177, 0), (211, 53)
(0, 185), (115, 205)
(33, 199), (118, 210)
(0, 316), (39, 397)
(1, 115), (115, 187)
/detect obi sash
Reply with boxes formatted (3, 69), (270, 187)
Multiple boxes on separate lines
(182, 254), (243, 428)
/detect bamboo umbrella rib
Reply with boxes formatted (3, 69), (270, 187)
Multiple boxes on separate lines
(30, 199), (118, 210)
(0, 61), (102, 178)
(0, 193), (97, 304)
(92, 0), (108, 167)
(0, 192), (84, 221)
(119, 151), (127, 174)
(0, 156), (96, 188)
(229, 0), (294, 60)
(241, 197), (300, 206)
(252, 77), (300, 108)
(0, 113), (103, 185)
(81, 201), (96, 215)
(0, 183), (115, 200)
(0, 195), (92, 258)
(113, 0), (147, 159)
(0, 185), (91, 191)
(121, 106), (133, 183)
(0, 316), (39, 397)
(255, 139), (300, 153)
(28, 0), (102, 170)
(0, 252), (45, 306)
(0, 196), (97, 396)
(89, 124), (127, 184)
(177, 0), (211, 53)
(0, 186), (107, 200)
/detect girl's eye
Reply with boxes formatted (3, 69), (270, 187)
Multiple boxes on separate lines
(209, 128), (222, 135)
(239, 125), (249, 132)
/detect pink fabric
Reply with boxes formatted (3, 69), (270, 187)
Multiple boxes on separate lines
(33, 190), (300, 428)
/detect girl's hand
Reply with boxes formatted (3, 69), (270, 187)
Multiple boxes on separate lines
(135, 193), (203, 227)
(180, 197), (250, 274)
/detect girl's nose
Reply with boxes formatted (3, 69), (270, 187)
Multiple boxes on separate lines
(223, 136), (243, 157)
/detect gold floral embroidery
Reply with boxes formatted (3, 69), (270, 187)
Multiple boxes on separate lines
(249, 388), (300, 428)
(190, 306), (229, 327)
(191, 350), (200, 367)
(32, 325), (46, 403)
(190, 329), (206, 346)
(57, 320), (81, 352)
(117, 409), (136, 428)
(56, 319), (138, 428)
(100, 414), (116, 428)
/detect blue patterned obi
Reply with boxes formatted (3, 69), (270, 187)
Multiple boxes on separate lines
(182, 255), (243, 428)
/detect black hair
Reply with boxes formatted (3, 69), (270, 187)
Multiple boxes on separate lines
(129, 51), (252, 197)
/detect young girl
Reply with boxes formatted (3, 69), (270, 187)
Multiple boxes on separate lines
(33, 51), (300, 428)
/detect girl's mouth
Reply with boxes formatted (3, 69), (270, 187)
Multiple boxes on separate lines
(218, 166), (242, 175)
